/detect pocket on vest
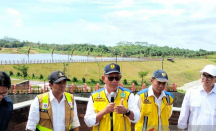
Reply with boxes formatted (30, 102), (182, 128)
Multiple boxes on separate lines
(142, 103), (152, 116)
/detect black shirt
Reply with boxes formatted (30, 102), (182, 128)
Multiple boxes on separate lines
(0, 96), (13, 131)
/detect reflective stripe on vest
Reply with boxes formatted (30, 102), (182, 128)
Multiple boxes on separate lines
(65, 93), (73, 130)
(65, 92), (74, 110)
(36, 124), (53, 131)
(42, 94), (49, 110)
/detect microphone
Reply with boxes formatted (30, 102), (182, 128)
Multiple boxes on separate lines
(110, 92), (115, 131)
(111, 92), (115, 103)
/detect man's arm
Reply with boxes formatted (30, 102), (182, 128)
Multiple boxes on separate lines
(134, 94), (142, 110)
(71, 99), (80, 130)
(178, 91), (190, 130)
(26, 97), (40, 131)
(127, 93), (141, 123)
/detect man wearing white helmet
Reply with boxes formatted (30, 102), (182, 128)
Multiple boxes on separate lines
(178, 64), (216, 131)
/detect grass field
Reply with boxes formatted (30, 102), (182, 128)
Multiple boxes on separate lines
(1, 58), (216, 88)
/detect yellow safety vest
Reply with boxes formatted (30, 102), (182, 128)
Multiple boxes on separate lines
(92, 87), (132, 131)
(135, 88), (174, 131)
(36, 92), (74, 131)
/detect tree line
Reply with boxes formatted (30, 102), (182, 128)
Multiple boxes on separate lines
(0, 36), (215, 58)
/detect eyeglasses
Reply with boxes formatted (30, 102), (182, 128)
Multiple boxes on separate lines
(0, 92), (8, 97)
(107, 76), (121, 81)
(201, 73), (216, 80)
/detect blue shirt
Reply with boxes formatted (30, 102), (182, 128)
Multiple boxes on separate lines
(0, 96), (13, 131)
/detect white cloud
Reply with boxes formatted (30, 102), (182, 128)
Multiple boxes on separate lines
(31, 6), (72, 13)
(106, 8), (185, 21)
(6, 8), (20, 16)
(13, 19), (23, 27)
(1, 0), (216, 51)
(38, 0), (79, 4)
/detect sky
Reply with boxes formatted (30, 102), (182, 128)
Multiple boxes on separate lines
(0, 0), (216, 51)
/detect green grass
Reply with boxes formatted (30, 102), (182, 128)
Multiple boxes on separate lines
(177, 89), (186, 93)
(1, 59), (216, 88)
(11, 79), (26, 85)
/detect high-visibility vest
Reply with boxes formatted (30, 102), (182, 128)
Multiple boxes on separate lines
(135, 88), (174, 131)
(36, 92), (74, 131)
(92, 87), (132, 131)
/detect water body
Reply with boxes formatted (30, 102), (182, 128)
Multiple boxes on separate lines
(0, 53), (139, 61)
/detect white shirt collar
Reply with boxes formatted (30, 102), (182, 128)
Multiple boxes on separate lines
(148, 85), (166, 99)
(104, 85), (119, 96)
(49, 90), (66, 102)
(199, 84), (216, 94)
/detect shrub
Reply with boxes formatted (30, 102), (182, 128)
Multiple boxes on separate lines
(131, 80), (138, 85)
(39, 74), (43, 79)
(72, 77), (78, 82)
(16, 72), (21, 77)
(123, 79), (128, 85)
(99, 79), (104, 85)
(82, 77), (86, 83)
(32, 73), (35, 79)
(90, 78), (97, 84)
(9, 71), (13, 76)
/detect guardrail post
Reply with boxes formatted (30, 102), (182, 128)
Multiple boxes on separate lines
(14, 84), (16, 94)
(44, 82), (46, 93)
(84, 83), (87, 92)
(173, 83), (177, 91)
(29, 83), (32, 93)
(96, 83), (99, 91)
(131, 83), (134, 91)
(71, 83), (74, 92)
(142, 83), (146, 89)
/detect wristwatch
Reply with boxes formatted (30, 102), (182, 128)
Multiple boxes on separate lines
(125, 109), (131, 116)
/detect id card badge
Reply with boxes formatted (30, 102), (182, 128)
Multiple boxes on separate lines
(121, 92), (126, 98)
(42, 103), (48, 109)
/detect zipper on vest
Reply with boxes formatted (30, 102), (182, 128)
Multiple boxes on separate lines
(123, 115), (127, 131)
(157, 105), (159, 131)
(98, 122), (100, 131)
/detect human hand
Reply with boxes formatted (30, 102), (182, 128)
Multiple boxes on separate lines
(104, 102), (115, 114)
(114, 99), (127, 114)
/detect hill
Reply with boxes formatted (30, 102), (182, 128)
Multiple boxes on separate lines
(1, 59), (215, 87)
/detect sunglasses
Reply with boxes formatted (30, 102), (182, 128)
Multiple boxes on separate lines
(107, 76), (121, 81)
(201, 73), (216, 80)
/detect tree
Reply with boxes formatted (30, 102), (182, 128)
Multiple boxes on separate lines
(13, 65), (29, 79)
(138, 71), (148, 85)
(63, 63), (68, 75)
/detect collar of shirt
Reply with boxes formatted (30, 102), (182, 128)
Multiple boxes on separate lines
(148, 85), (166, 100)
(49, 90), (66, 103)
(198, 84), (216, 94)
(104, 86), (119, 102)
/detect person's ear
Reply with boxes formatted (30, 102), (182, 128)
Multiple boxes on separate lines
(102, 75), (105, 81)
(150, 79), (154, 84)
